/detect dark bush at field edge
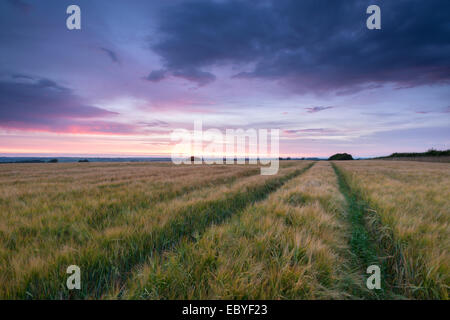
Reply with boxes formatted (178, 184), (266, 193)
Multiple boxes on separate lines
(328, 153), (354, 161)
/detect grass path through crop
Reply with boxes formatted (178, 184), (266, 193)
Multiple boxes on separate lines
(105, 162), (315, 298)
(335, 160), (449, 299)
(0, 165), (262, 297)
(332, 163), (398, 299)
(122, 162), (371, 299)
(9, 163), (314, 299)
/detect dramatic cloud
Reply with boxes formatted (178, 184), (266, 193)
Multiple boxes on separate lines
(146, 69), (168, 82)
(150, 0), (450, 92)
(138, 120), (169, 127)
(0, 76), (135, 134)
(100, 47), (120, 64)
(305, 106), (334, 113)
(0, 1), (448, 156)
(0, 119), (138, 135)
(146, 68), (216, 86)
(416, 106), (450, 114)
(285, 129), (328, 134)
(171, 68), (216, 86)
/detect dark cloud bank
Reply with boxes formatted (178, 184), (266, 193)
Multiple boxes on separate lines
(148, 0), (450, 93)
(0, 76), (136, 134)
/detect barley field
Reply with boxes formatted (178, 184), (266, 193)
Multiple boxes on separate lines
(0, 160), (448, 299)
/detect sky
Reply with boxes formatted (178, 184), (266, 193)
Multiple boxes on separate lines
(0, 0), (449, 158)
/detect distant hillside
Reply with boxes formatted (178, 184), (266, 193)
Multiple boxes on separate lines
(384, 149), (450, 158)
(376, 149), (450, 163)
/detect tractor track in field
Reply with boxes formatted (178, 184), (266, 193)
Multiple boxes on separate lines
(19, 162), (315, 299)
(87, 167), (262, 230)
(332, 163), (401, 299)
(108, 162), (316, 299)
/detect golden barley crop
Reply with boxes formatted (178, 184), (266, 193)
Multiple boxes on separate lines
(335, 160), (450, 299)
(0, 160), (448, 299)
(0, 161), (304, 298)
(122, 162), (368, 299)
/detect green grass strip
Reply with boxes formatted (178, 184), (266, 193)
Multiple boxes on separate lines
(332, 163), (395, 299)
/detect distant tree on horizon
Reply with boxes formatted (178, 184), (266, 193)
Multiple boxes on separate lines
(328, 153), (353, 161)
